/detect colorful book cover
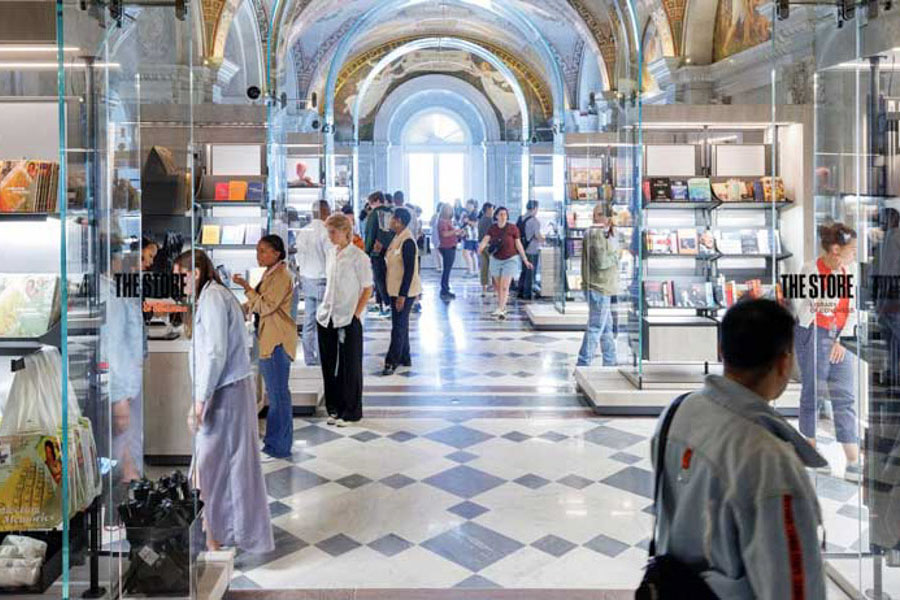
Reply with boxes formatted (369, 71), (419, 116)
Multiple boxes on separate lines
(670, 179), (689, 201)
(674, 281), (713, 308)
(698, 229), (717, 255)
(644, 281), (665, 307)
(711, 182), (730, 202)
(646, 230), (677, 254)
(687, 178), (712, 203)
(650, 178), (671, 201)
(677, 229), (699, 255)
(228, 180), (248, 201)
(246, 181), (264, 202)
(201, 225), (221, 245)
(214, 182), (229, 201)
(642, 179), (651, 203)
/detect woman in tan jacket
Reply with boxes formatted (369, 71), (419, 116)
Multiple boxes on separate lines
(233, 235), (297, 461)
(382, 208), (421, 376)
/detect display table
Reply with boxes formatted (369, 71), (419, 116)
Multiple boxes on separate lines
(524, 302), (587, 331)
(574, 364), (801, 416)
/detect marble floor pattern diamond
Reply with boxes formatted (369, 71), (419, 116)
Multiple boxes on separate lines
(231, 270), (862, 596)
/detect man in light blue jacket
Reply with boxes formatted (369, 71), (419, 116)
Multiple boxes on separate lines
(652, 299), (827, 599)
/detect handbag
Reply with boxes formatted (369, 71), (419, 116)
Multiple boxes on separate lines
(636, 393), (718, 600)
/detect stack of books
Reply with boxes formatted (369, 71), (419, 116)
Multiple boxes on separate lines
(212, 180), (264, 202)
(0, 161), (60, 213)
(644, 280), (717, 309)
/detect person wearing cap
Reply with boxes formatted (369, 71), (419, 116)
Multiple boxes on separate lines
(650, 299), (826, 599)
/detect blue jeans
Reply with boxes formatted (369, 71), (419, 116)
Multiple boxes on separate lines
(440, 248), (456, 295)
(302, 277), (326, 366)
(260, 345), (293, 458)
(795, 324), (858, 444)
(577, 290), (616, 366)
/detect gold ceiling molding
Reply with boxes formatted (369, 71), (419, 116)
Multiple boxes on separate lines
(334, 35), (554, 119)
(565, 0), (618, 88)
(202, 0), (242, 59)
(660, 0), (686, 55)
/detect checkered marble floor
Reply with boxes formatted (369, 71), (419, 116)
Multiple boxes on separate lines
(232, 416), (657, 590)
(229, 270), (867, 595)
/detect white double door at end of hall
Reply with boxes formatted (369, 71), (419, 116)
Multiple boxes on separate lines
(406, 152), (465, 221)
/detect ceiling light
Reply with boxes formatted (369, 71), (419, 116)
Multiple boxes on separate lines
(0, 46), (80, 53)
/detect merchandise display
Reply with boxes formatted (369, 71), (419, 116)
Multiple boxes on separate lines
(0, 161), (59, 214)
(0, 275), (59, 338)
(119, 471), (202, 596)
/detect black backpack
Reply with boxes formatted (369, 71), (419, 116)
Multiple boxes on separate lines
(517, 214), (534, 246)
(636, 393), (718, 600)
(373, 207), (395, 255)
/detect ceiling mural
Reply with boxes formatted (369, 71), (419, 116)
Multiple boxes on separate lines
(333, 36), (554, 119)
(712, 0), (771, 62)
(333, 47), (550, 141)
(659, 0), (686, 55)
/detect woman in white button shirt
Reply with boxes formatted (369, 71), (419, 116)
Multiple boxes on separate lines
(317, 213), (374, 426)
(174, 250), (274, 553)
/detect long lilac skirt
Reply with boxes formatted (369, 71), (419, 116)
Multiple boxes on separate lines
(194, 376), (274, 553)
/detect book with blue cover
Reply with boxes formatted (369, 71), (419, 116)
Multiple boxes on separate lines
(687, 178), (712, 202)
(246, 181), (264, 202)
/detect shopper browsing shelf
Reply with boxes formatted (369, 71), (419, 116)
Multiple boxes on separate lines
(576, 204), (619, 366)
(646, 300), (826, 600)
(233, 235), (298, 461)
(477, 203), (495, 296)
(318, 214), (374, 426)
(477, 206), (533, 320)
(517, 200), (544, 301)
(383, 208), (421, 376)
(294, 200), (331, 365)
(175, 250), (274, 554)
(438, 203), (465, 301)
(793, 223), (861, 482)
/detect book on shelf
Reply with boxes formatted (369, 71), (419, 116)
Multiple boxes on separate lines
(244, 225), (263, 245)
(714, 230), (743, 255)
(221, 225), (245, 245)
(650, 178), (671, 201)
(753, 176), (787, 203)
(712, 182), (729, 202)
(645, 229), (678, 254)
(0, 274), (60, 337)
(246, 181), (264, 202)
(577, 187), (599, 201)
(0, 160), (60, 213)
(201, 225), (221, 245)
(642, 179), (651, 203)
(228, 180), (248, 201)
(670, 179), (689, 202)
(687, 178), (712, 203)
(715, 229), (783, 256)
(677, 229), (699, 255)
(214, 182), (229, 201)
(674, 281), (715, 308)
(643, 281), (667, 307)
(717, 277), (785, 308)
(740, 230), (760, 254)
(698, 229), (717, 255)
(611, 205), (632, 226)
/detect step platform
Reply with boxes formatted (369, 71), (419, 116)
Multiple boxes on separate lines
(524, 302), (587, 331)
(574, 363), (800, 416)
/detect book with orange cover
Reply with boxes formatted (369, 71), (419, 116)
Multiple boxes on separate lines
(228, 180), (248, 201)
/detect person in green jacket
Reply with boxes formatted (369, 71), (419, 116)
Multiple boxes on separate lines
(576, 203), (620, 366)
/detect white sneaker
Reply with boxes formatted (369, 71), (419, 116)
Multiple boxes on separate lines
(490, 308), (502, 317)
(260, 452), (279, 463)
(326, 415), (337, 426)
(335, 419), (349, 428)
(497, 311), (508, 321)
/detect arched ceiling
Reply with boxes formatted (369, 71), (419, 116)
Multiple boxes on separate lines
(332, 35), (554, 120)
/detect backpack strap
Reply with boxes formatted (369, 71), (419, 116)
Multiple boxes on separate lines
(648, 392), (691, 558)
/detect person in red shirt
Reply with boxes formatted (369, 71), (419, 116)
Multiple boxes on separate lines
(437, 203), (464, 301)
(477, 206), (533, 320)
(794, 222), (860, 482)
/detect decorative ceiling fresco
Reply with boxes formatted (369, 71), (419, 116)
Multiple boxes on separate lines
(712, 0), (771, 62)
(333, 36), (554, 119)
(333, 47), (548, 140)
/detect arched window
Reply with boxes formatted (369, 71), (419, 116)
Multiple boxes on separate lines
(403, 111), (468, 145)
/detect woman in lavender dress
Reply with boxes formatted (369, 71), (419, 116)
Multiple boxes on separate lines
(174, 250), (274, 553)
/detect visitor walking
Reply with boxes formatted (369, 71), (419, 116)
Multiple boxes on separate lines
(318, 214), (374, 426)
(364, 191), (395, 316)
(430, 203), (444, 273)
(477, 202), (494, 296)
(462, 199), (479, 276)
(294, 200), (330, 365)
(233, 235), (298, 461)
(478, 206), (532, 320)
(576, 204), (619, 366)
(438, 202), (464, 301)
(517, 200), (544, 300)
(383, 207), (421, 375)
(175, 250), (274, 554)
(794, 222), (861, 481)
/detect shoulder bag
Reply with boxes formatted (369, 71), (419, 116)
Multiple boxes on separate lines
(636, 393), (718, 600)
